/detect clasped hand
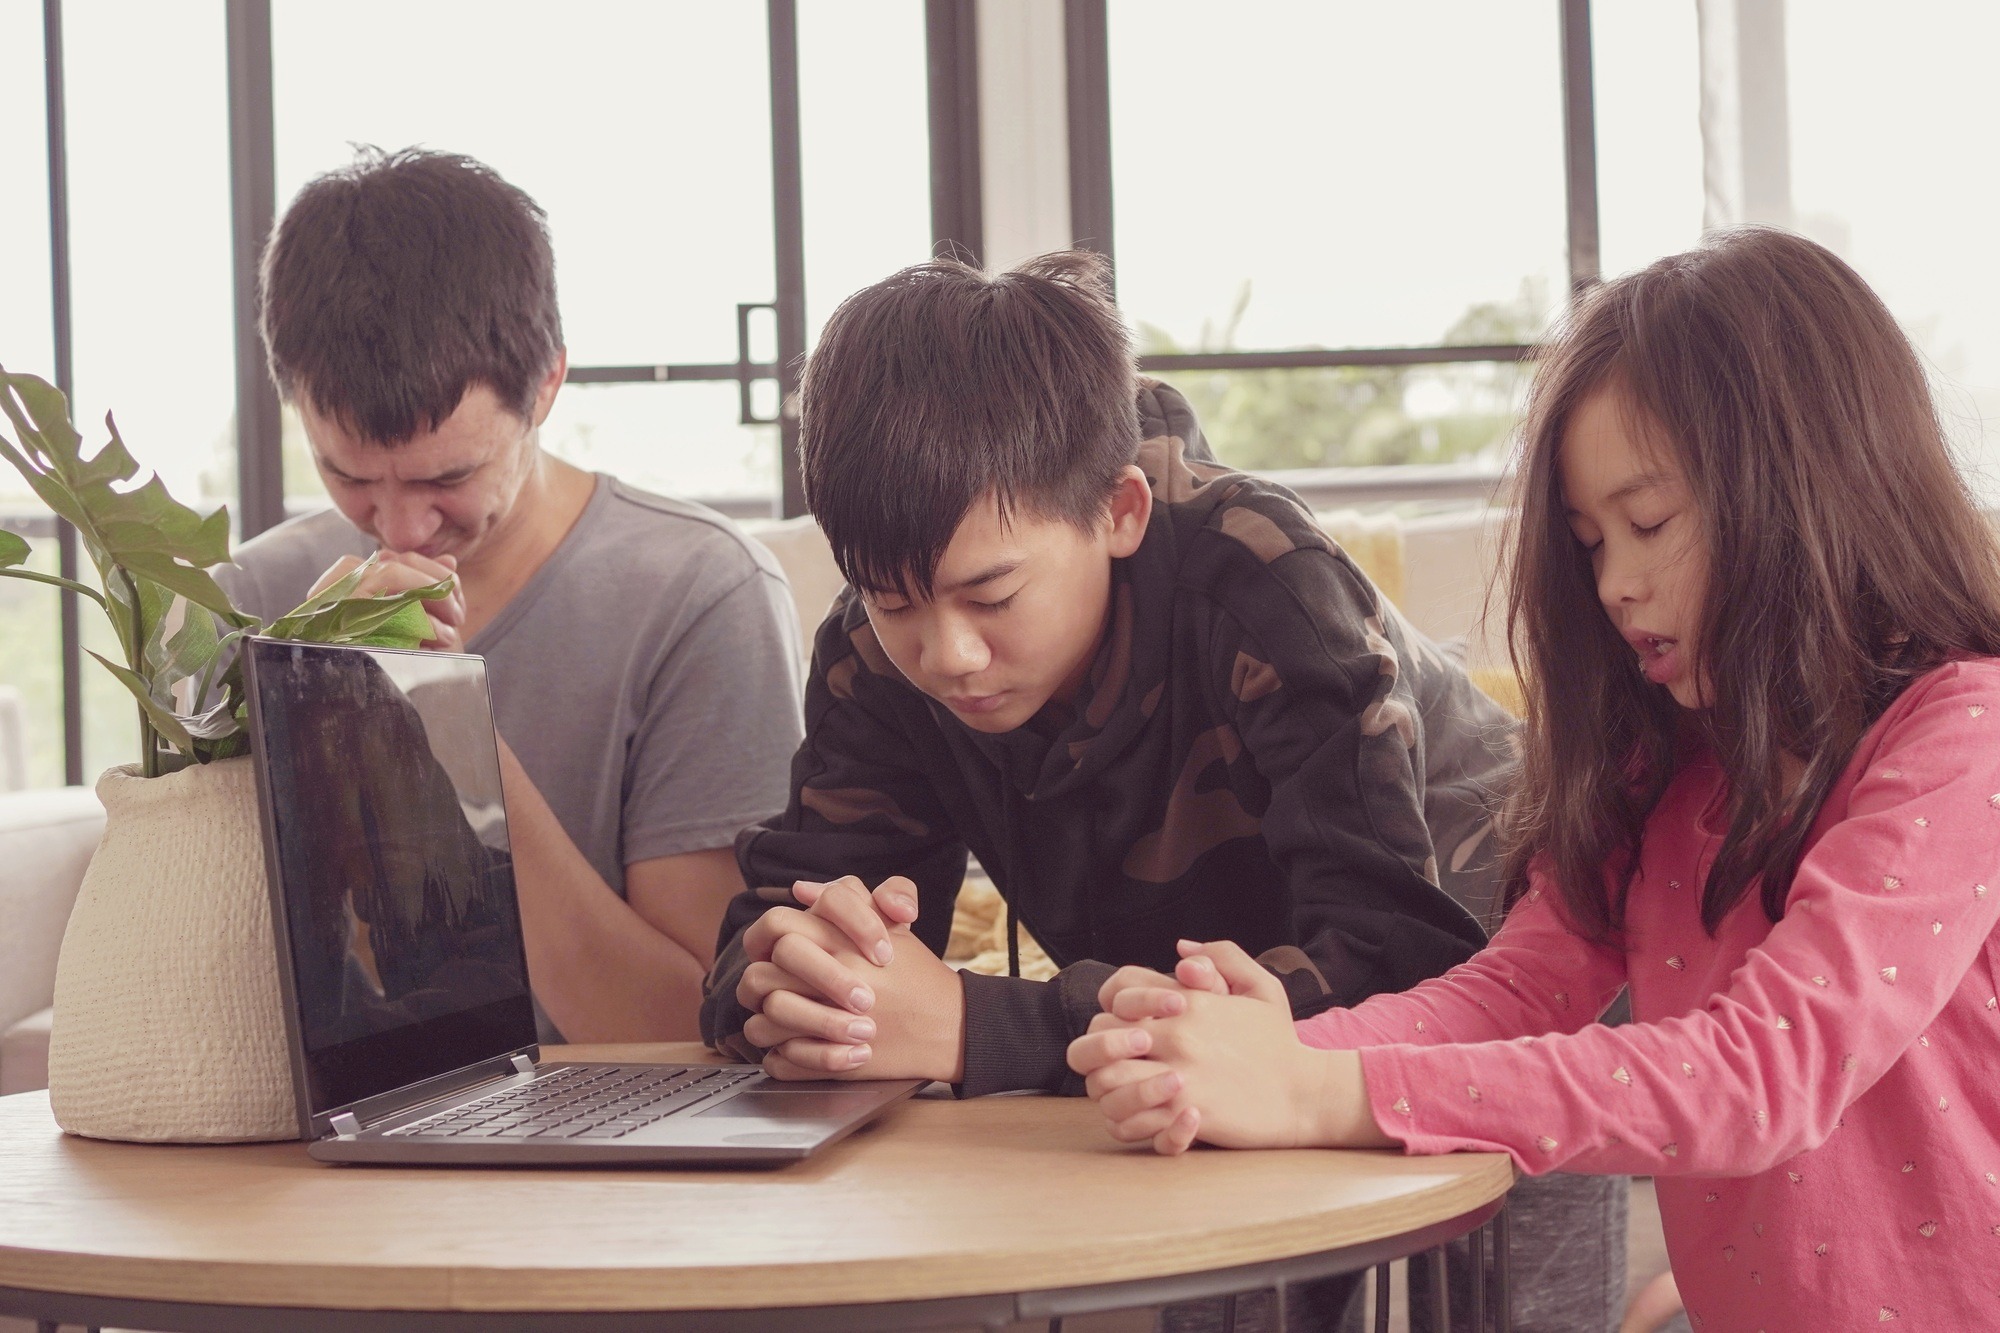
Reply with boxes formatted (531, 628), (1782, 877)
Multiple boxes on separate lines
(1064, 939), (1389, 1156)
(736, 875), (965, 1083)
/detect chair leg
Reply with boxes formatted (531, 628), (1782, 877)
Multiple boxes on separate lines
(1425, 1247), (1451, 1333)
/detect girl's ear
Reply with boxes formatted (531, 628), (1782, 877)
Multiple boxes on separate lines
(1105, 465), (1153, 558)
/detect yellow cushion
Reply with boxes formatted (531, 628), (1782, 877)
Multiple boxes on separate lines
(1314, 508), (1406, 607)
(1469, 666), (1527, 718)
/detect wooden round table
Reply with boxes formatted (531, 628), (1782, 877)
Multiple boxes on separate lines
(0, 1044), (1515, 1331)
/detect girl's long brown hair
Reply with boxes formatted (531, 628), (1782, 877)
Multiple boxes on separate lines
(1504, 228), (2000, 939)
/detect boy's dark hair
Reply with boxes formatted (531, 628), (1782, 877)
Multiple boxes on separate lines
(260, 146), (563, 446)
(800, 250), (1140, 599)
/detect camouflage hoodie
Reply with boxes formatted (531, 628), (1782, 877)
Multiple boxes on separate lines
(702, 380), (1513, 1096)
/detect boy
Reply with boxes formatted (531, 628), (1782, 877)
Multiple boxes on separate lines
(702, 253), (1622, 1331)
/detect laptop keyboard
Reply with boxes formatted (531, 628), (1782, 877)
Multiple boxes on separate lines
(383, 1064), (758, 1141)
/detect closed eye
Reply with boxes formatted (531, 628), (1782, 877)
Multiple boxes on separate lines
(971, 594), (1016, 613)
(1633, 517), (1670, 538)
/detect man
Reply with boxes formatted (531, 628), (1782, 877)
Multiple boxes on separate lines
(220, 147), (804, 1044)
(700, 253), (1625, 1331)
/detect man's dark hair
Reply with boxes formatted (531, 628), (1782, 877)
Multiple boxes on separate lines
(260, 146), (563, 446)
(800, 250), (1140, 599)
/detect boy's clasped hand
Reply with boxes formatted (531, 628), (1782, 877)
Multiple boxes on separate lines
(1066, 940), (1393, 1156)
(735, 875), (967, 1083)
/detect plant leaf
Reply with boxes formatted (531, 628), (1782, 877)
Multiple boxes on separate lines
(0, 529), (27, 568)
(86, 649), (195, 754)
(347, 598), (437, 649)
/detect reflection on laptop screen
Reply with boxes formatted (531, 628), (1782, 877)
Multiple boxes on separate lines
(247, 640), (535, 1116)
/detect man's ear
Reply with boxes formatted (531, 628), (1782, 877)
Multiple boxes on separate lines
(529, 348), (569, 427)
(1104, 465), (1152, 559)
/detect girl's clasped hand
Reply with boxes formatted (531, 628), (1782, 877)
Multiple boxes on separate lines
(1070, 939), (1389, 1156)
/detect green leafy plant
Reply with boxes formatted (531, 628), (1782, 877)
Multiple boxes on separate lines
(0, 367), (450, 778)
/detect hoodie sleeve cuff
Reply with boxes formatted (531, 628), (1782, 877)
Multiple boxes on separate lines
(955, 969), (1076, 1098)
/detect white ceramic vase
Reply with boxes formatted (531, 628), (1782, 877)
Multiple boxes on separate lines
(47, 756), (296, 1142)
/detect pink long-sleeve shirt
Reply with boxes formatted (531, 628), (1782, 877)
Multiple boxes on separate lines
(1298, 660), (2000, 1331)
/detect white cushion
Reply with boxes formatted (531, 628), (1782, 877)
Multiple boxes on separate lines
(743, 515), (850, 662)
(0, 786), (105, 1035)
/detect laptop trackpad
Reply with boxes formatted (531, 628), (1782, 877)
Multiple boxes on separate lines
(697, 1091), (886, 1121)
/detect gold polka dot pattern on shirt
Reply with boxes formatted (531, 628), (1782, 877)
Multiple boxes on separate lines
(1970, 705), (1988, 717)
(1465, 1084), (1480, 1101)
(1902, 1161), (1916, 1173)
(1879, 1306), (1900, 1321)
(1841, 1053), (1859, 1071)
(1612, 1066), (1632, 1085)
(1881, 966), (1899, 984)
(1752, 1109), (1768, 1127)
(1976, 883), (1989, 899)
(1776, 1015), (1794, 1029)
(1787, 1171), (1803, 1184)
(1390, 1097), (1412, 1116)
(1918, 1220), (1938, 1237)
(1536, 1135), (1558, 1153)
(1667, 955), (1687, 971)
(1662, 1142), (1679, 1156)
(1814, 1242), (1828, 1256)
(1682, 1061), (1696, 1077)
(1883, 875), (1903, 891)
(1938, 1096), (1950, 1111)
(1811, 975), (1830, 986)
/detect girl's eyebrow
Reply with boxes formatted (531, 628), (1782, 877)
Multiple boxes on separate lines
(1605, 472), (1674, 504)
(1568, 473), (1675, 517)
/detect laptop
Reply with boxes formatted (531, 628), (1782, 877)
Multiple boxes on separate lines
(242, 636), (920, 1166)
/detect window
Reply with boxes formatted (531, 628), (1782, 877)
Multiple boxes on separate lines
(1103, 0), (1572, 475)
(1787, 2), (2000, 500)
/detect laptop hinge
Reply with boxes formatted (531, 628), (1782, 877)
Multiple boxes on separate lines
(510, 1052), (536, 1075)
(329, 1112), (362, 1137)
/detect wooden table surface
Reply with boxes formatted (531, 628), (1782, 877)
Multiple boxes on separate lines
(0, 1043), (1514, 1315)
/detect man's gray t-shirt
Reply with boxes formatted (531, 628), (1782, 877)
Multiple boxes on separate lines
(217, 475), (805, 1028)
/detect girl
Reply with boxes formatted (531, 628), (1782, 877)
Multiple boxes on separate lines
(1067, 229), (2000, 1331)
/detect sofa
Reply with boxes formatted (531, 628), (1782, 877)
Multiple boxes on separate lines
(0, 785), (104, 1095)
(0, 504), (1507, 1096)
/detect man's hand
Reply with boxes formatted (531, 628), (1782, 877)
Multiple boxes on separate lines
(308, 551), (465, 651)
(736, 876), (964, 1082)
(1066, 939), (1391, 1155)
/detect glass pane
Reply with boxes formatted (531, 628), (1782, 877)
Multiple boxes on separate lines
(62, 1), (235, 521)
(1160, 359), (1528, 473)
(1788, 3), (2000, 500)
(0, 511), (65, 789)
(1109, 0), (1567, 354)
(799, 0), (933, 340)
(273, 1), (775, 373)
(0, 0), (55, 385)
(1591, 0), (1703, 280)
(542, 382), (777, 510)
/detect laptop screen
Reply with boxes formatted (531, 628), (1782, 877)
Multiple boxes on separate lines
(246, 639), (536, 1117)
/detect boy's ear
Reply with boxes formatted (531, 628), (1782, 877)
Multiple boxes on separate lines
(1104, 465), (1153, 559)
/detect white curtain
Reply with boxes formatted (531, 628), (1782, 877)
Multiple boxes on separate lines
(1695, 0), (1793, 231)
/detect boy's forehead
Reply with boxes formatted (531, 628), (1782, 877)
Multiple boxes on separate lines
(928, 493), (1073, 589)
